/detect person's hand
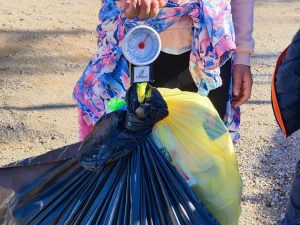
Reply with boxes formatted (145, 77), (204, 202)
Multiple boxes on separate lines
(232, 64), (253, 108)
(124, 0), (165, 19)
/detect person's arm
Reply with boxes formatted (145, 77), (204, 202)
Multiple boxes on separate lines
(231, 0), (255, 108)
(232, 0), (255, 66)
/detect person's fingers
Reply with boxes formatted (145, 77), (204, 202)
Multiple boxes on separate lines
(138, 0), (151, 19)
(158, 0), (165, 7)
(232, 88), (249, 108)
(149, 0), (159, 18)
(124, 0), (131, 9)
(124, 0), (163, 19)
(124, 0), (140, 18)
(243, 75), (252, 99)
(232, 73), (253, 108)
(233, 72), (242, 98)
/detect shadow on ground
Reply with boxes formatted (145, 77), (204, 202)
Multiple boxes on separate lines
(0, 29), (95, 76)
(0, 103), (77, 111)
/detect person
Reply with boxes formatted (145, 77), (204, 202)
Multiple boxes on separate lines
(73, 0), (255, 143)
(271, 28), (300, 225)
(71, 0), (246, 224)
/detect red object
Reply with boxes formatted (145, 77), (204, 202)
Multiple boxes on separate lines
(271, 46), (289, 138)
(139, 33), (150, 49)
(138, 42), (145, 49)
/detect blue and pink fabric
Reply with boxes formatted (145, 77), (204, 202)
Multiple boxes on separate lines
(73, 0), (241, 142)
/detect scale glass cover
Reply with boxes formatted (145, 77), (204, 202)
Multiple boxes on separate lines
(122, 25), (161, 66)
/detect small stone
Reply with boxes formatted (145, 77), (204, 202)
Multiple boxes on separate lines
(265, 200), (273, 207)
(279, 172), (284, 176)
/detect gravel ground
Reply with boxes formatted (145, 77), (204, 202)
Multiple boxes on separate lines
(0, 0), (300, 224)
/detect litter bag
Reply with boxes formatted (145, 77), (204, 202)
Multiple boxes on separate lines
(0, 84), (220, 225)
(152, 88), (242, 225)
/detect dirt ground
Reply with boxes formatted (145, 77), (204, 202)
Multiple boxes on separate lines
(0, 0), (300, 224)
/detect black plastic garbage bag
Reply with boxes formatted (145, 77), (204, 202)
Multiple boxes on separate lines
(0, 84), (220, 225)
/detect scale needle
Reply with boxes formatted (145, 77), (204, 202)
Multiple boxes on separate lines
(138, 32), (150, 49)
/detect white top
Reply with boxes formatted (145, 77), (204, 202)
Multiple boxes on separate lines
(159, 0), (255, 66)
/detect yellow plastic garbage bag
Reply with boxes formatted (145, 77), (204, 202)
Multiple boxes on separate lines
(152, 88), (242, 225)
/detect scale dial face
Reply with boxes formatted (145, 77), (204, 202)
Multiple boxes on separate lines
(122, 25), (161, 66)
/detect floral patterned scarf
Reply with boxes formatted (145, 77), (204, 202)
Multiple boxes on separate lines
(73, 0), (240, 141)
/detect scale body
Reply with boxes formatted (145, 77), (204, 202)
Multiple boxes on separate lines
(122, 25), (161, 83)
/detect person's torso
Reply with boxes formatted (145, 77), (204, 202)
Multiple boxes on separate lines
(115, 0), (193, 55)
